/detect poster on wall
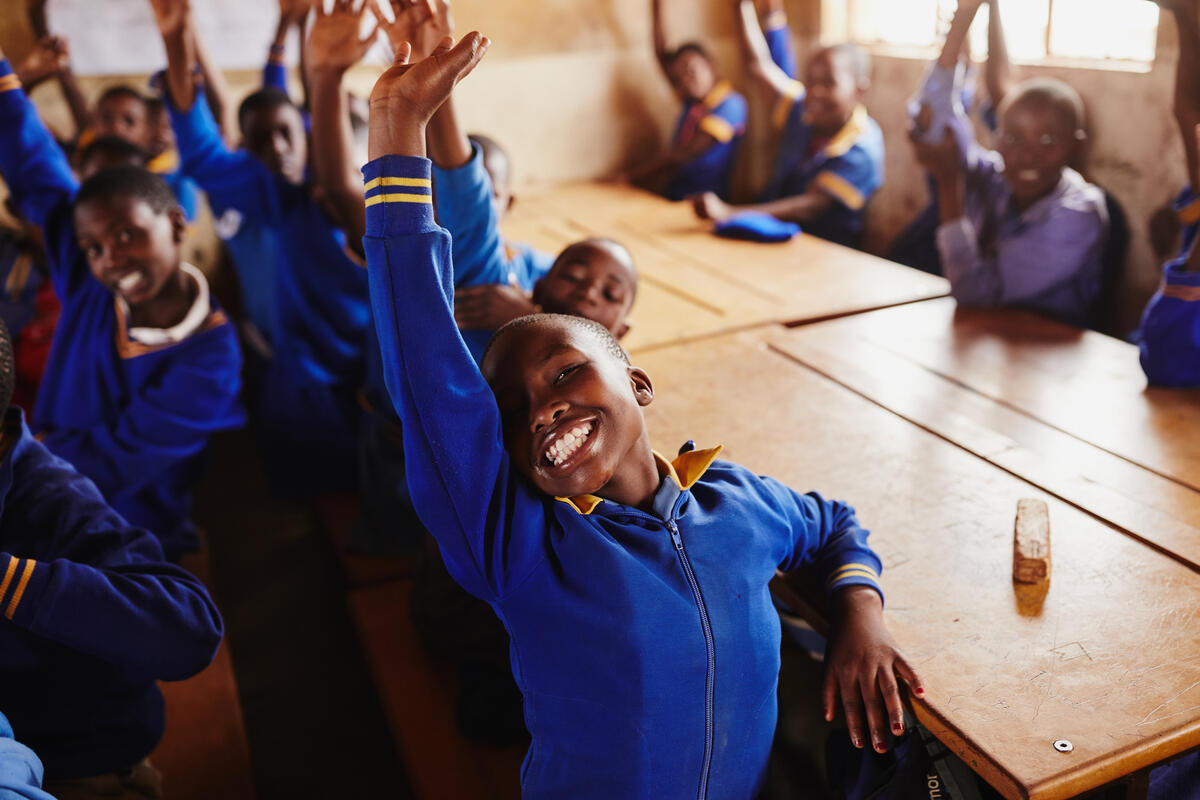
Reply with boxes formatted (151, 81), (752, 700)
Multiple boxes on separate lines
(45, 0), (299, 75)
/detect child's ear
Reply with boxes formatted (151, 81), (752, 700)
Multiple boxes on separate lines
(615, 319), (631, 340)
(628, 366), (654, 407)
(506, 193), (516, 213)
(169, 207), (188, 245)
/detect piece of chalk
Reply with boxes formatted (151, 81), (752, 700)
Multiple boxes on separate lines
(1013, 498), (1051, 584)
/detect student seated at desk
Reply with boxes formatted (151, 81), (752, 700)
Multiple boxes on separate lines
(1138, 0), (1200, 389)
(620, 0), (747, 201)
(0, 315), (223, 799)
(0, 55), (245, 561)
(151, 0), (371, 497)
(364, 34), (923, 795)
(909, 0), (1108, 329)
(692, 0), (883, 248)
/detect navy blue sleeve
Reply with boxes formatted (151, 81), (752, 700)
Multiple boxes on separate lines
(763, 477), (885, 604)
(0, 61), (84, 300)
(39, 319), (245, 500)
(263, 45), (288, 92)
(168, 87), (279, 224)
(363, 155), (549, 600)
(432, 143), (514, 290)
(763, 15), (798, 79)
(0, 433), (223, 681)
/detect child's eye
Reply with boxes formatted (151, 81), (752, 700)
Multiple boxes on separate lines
(604, 290), (623, 304)
(1039, 134), (1058, 147)
(117, 229), (135, 244)
(553, 364), (580, 384)
(83, 244), (101, 259)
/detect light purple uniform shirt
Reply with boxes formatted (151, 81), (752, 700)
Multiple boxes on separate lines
(917, 65), (1109, 328)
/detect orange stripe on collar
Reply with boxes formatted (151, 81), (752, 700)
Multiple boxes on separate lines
(555, 444), (724, 515)
(704, 81), (734, 110)
(823, 104), (870, 160)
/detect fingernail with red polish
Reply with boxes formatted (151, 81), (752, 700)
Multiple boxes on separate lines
(892, 721), (904, 734)
(852, 736), (864, 749)
(915, 687), (926, 696)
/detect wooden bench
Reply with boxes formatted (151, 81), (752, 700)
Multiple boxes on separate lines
(313, 492), (417, 590)
(150, 541), (256, 800)
(348, 580), (524, 800)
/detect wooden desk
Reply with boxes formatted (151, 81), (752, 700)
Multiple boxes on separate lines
(635, 330), (1200, 800)
(768, 299), (1200, 571)
(504, 183), (950, 352)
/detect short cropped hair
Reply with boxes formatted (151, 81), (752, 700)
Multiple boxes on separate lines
(80, 135), (149, 170)
(0, 317), (13, 418)
(823, 43), (871, 86)
(484, 313), (632, 369)
(237, 87), (296, 133)
(999, 77), (1086, 133)
(74, 165), (178, 216)
(668, 41), (713, 68)
(97, 85), (148, 110)
(552, 237), (640, 301)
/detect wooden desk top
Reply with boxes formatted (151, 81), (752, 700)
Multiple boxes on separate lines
(504, 182), (950, 351)
(634, 331), (1200, 800)
(769, 297), (1200, 489)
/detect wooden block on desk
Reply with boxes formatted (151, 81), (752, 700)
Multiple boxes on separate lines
(1013, 498), (1051, 584)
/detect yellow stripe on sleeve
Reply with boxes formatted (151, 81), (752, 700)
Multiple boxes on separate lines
(772, 79), (804, 130)
(0, 557), (18, 605)
(364, 193), (435, 207)
(827, 569), (880, 587)
(0, 74), (22, 93)
(363, 176), (432, 193)
(5, 559), (35, 619)
(699, 115), (736, 144)
(828, 562), (879, 583)
(814, 170), (866, 211)
(1162, 282), (1200, 302)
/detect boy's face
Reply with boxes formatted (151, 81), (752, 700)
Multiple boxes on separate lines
(241, 104), (307, 185)
(482, 320), (654, 500)
(997, 98), (1077, 207)
(533, 242), (636, 339)
(667, 50), (717, 105)
(147, 109), (175, 159)
(803, 49), (862, 137)
(95, 95), (152, 149)
(74, 194), (186, 308)
(481, 148), (514, 221)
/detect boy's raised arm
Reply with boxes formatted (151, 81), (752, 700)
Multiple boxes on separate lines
(985, 0), (1013, 110)
(734, 0), (795, 102)
(364, 34), (546, 599)
(651, 0), (672, 74)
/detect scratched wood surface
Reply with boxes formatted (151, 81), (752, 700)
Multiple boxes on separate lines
(635, 330), (1200, 800)
(502, 182), (950, 352)
(773, 297), (1200, 492)
(767, 310), (1200, 573)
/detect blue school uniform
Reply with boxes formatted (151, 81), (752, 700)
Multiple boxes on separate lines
(356, 143), (551, 553)
(0, 231), (42, 341)
(168, 88), (367, 494)
(364, 154), (886, 798)
(0, 63), (245, 559)
(763, 11), (798, 80)
(763, 89), (884, 248)
(0, 711), (54, 800)
(0, 408), (223, 780)
(665, 81), (748, 201)
(146, 149), (200, 222)
(1138, 208), (1200, 387)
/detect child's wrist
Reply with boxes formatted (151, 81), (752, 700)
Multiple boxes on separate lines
(368, 105), (427, 160)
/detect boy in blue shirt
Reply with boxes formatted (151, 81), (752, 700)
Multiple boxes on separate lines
(693, 0), (883, 248)
(621, 0), (748, 201)
(0, 56), (244, 562)
(151, 0), (370, 496)
(1138, 0), (1200, 388)
(0, 314), (223, 795)
(365, 34), (923, 796)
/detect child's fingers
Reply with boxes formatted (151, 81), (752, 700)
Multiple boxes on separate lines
(893, 653), (925, 699)
(392, 40), (412, 65)
(839, 679), (869, 751)
(859, 675), (891, 753)
(821, 666), (838, 723)
(876, 668), (905, 737)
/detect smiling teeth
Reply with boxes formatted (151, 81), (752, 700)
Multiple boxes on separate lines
(117, 273), (141, 291)
(546, 422), (593, 466)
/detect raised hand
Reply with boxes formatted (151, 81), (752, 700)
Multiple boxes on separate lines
(147, 0), (191, 38)
(16, 36), (69, 88)
(279, 0), (315, 25)
(372, 0), (453, 61)
(454, 282), (537, 330)
(367, 31), (489, 160)
(307, 0), (379, 74)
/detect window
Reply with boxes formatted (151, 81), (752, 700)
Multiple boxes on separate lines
(840, 0), (1160, 64)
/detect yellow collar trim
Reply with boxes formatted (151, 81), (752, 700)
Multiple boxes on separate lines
(703, 81), (734, 110)
(554, 445), (724, 515)
(823, 104), (869, 160)
(147, 149), (180, 175)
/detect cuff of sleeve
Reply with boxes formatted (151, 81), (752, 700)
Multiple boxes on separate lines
(0, 555), (44, 627)
(0, 60), (21, 95)
(1164, 256), (1200, 298)
(827, 562), (884, 605)
(431, 141), (486, 194)
(763, 10), (788, 31)
(363, 156), (436, 237)
(936, 216), (977, 264)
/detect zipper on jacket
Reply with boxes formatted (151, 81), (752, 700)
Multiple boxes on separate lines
(668, 518), (715, 800)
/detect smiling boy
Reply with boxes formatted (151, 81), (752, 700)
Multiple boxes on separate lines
(0, 55), (243, 560)
(910, 0), (1108, 328)
(365, 33), (922, 797)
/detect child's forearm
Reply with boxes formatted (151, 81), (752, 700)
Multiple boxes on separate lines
(194, 32), (237, 141)
(308, 67), (366, 242)
(161, 21), (198, 111)
(938, 1), (981, 70)
(935, 172), (965, 224)
(426, 96), (472, 170)
(985, 0), (1013, 108)
(651, 0), (671, 68)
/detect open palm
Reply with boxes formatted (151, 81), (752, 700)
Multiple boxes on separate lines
(307, 0), (379, 73)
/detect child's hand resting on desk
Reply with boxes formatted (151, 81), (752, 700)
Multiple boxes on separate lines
(454, 281), (537, 330)
(368, 32), (489, 160)
(823, 585), (925, 753)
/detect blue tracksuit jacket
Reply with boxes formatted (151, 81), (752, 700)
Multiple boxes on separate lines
(364, 154), (886, 798)
(0, 407), (222, 780)
(1138, 201), (1200, 387)
(666, 81), (748, 201)
(0, 62), (245, 559)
